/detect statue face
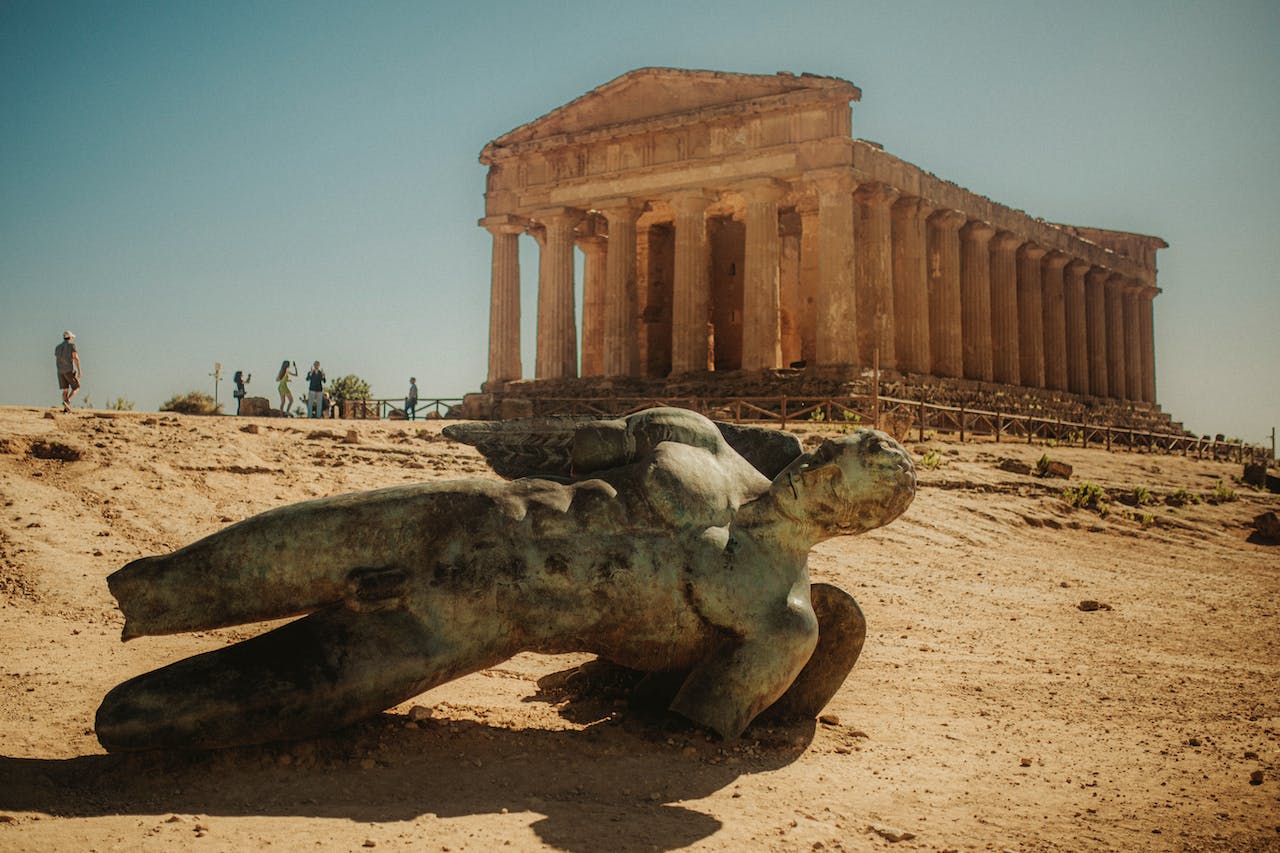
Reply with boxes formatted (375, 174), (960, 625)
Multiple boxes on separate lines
(773, 430), (916, 538)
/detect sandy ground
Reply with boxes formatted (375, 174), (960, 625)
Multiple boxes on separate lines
(0, 404), (1277, 852)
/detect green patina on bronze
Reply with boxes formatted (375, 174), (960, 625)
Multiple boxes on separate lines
(96, 407), (916, 751)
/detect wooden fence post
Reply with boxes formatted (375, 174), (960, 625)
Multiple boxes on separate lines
(918, 401), (926, 443)
(959, 407), (966, 443)
(995, 413), (1002, 443)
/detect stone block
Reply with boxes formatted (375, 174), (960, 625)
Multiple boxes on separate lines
(238, 397), (272, 418)
(1041, 460), (1073, 479)
(1252, 511), (1280, 542)
(998, 458), (1032, 475)
(1242, 463), (1267, 488)
(499, 397), (534, 420)
(459, 393), (494, 420)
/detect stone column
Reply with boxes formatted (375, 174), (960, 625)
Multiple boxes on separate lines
(1123, 281), (1143, 401)
(1139, 286), (1157, 403)
(959, 221), (996, 382)
(1064, 260), (1091, 395)
(533, 208), (582, 380)
(813, 173), (857, 366)
(854, 182), (900, 368)
(1105, 273), (1127, 400)
(798, 204), (819, 365)
(891, 195), (934, 375)
(1041, 252), (1069, 392)
(577, 225), (607, 377)
(926, 209), (965, 378)
(1084, 267), (1110, 398)
(481, 215), (525, 385)
(598, 201), (643, 377)
(741, 180), (786, 372)
(669, 192), (714, 374)
(989, 231), (1021, 386)
(1016, 243), (1047, 388)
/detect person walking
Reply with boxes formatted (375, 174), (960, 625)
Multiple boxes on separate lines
(55, 331), (81, 413)
(405, 377), (418, 421)
(305, 361), (326, 419)
(276, 360), (297, 414)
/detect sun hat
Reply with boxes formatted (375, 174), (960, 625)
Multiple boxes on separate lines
(63, 331), (74, 340)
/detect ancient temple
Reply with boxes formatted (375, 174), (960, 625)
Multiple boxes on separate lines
(473, 67), (1165, 414)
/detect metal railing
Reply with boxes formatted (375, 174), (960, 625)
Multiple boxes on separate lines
(518, 394), (1271, 463)
(338, 397), (462, 420)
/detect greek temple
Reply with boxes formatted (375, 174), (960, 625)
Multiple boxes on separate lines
(472, 68), (1165, 415)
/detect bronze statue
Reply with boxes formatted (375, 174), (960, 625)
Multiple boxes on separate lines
(97, 407), (915, 751)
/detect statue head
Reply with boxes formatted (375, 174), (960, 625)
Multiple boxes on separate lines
(770, 429), (916, 540)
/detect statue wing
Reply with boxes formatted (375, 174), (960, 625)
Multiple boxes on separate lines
(445, 412), (803, 481)
(442, 416), (594, 479)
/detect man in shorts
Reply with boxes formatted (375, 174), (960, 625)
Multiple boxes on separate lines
(55, 331), (81, 413)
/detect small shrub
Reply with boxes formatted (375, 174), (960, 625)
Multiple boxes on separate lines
(1131, 486), (1153, 506)
(918, 449), (943, 470)
(106, 397), (135, 411)
(160, 391), (221, 416)
(1035, 453), (1053, 476)
(1166, 487), (1200, 508)
(1132, 511), (1155, 528)
(1063, 481), (1109, 514)
(1207, 480), (1238, 505)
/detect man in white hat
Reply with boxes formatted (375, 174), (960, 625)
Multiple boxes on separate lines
(55, 331), (81, 413)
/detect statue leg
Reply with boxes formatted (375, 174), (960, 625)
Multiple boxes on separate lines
(759, 582), (866, 721)
(96, 604), (502, 751)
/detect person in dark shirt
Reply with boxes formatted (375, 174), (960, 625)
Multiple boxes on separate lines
(406, 377), (418, 420)
(54, 331), (81, 413)
(232, 370), (251, 416)
(305, 362), (326, 419)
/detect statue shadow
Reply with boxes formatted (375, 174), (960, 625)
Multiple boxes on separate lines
(0, 664), (815, 853)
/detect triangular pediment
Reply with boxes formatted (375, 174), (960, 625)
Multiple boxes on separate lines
(488, 67), (859, 150)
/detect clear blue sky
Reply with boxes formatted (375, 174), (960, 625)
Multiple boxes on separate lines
(2, 0), (1277, 443)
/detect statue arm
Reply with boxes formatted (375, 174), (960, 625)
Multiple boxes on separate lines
(668, 588), (819, 739)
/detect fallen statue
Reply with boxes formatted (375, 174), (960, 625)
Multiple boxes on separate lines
(96, 407), (916, 751)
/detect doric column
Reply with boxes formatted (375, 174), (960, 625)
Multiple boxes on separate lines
(1041, 252), (1069, 392)
(989, 231), (1021, 385)
(892, 195), (934, 375)
(798, 203), (819, 364)
(855, 182), (900, 368)
(598, 201), (643, 377)
(481, 215), (525, 385)
(1064, 260), (1091, 395)
(1016, 243), (1047, 388)
(533, 208), (582, 380)
(577, 223), (608, 377)
(1139, 286), (1157, 403)
(669, 191), (714, 374)
(1123, 281), (1143, 401)
(926, 209), (965, 378)
(740, 180), (786, 371)
(959, 220), (996, 382)
(1084, 267), (1110, 398)
(1105, 273), (1127, 400)
(813, 172), (857, 366)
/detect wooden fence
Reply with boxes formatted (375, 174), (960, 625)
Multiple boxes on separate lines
(519, 394), (1271, 463)
(339, 397), (461, 420)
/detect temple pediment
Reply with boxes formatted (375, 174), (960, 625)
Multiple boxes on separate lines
(487, 67), (860, 150)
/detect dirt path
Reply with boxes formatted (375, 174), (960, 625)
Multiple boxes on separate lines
(1, 406), (1277, 851)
